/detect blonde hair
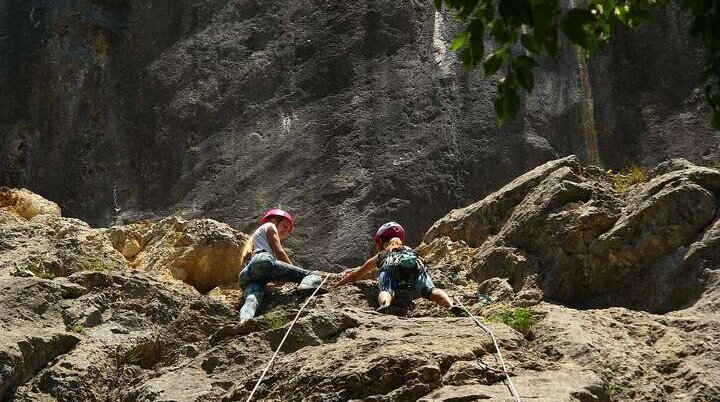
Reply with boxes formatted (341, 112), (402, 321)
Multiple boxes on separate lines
(383, 237), (404, 252)
(239, 237), (254, 266)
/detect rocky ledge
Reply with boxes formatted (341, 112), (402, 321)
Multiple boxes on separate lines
(1, 156), (718, 401)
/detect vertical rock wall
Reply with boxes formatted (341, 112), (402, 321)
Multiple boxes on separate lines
(0, 0), (717, 266)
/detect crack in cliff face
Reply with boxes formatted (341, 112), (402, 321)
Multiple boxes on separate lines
(0, 332), (81, 399)
(576, 47), (601, 166)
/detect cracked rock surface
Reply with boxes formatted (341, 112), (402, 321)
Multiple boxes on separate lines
(1, 157), (719, 401)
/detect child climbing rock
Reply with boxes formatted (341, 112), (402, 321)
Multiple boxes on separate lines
(237, 208), (323, 323)
(335, 221), (465, 315)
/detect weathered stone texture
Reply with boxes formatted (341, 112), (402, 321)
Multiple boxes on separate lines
(2, 156), (720, 402)
(2, 1), (717, 268)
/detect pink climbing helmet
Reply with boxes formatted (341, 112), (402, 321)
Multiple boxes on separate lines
(374, 222), (406, 249)
(261, 208), (296, 234)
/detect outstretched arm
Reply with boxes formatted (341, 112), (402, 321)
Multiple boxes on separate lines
(267, 225), (292, 264)
(335, 256), (378, 287)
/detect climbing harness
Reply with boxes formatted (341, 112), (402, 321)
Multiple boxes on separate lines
(454, 297), (522, 402)
(245, 275), (330, 402)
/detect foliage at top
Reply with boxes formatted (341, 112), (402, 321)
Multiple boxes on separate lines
(435, 0), (720, 128)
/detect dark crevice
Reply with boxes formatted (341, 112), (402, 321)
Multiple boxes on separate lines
(3, 332), (82, 400)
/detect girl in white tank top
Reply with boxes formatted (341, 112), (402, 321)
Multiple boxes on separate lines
(237, 209), (324, 323)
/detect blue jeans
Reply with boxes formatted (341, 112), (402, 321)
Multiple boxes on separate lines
(238, 252), (316, 320)
(378, 266), (435, 299)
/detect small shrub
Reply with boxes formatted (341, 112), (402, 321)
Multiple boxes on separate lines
(123, 347), (143, 365)
(75, 258), (118, 273)
(606, 383), (618, 398)
(488, 307), (537, 336)
(611, 165), (649, 193)
(71, 324), (86, 334)
(13, 259), (55, 279)
(264, 312), (289, 330)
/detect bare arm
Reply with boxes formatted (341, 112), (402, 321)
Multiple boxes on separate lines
(335, 255), (378, 287)
(266, 225), (292, 264)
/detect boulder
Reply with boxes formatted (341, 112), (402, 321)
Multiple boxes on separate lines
(423, 156), (583, 246)
(114, 217), (249, 293)
(0, 188), (61, 221)
(424, 157), (720, 313)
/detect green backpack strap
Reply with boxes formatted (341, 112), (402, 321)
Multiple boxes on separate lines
(383, 248), (420, 273)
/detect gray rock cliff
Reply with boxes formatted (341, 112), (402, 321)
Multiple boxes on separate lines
(1, 0), (718, 268)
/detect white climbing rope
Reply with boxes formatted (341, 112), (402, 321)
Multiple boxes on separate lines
(454, 297), (522, 402)
(245, 275), (330, 402)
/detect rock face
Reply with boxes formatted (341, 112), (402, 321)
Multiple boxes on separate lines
(0, 187), (61, 221)
(589, 3), (720, 169)
(0, 191), (249, 294)
(424, 156), (720, 313)
(107, 217), (248, 293)
(1, 0), (718, 268)
(1, 157), (719, 401)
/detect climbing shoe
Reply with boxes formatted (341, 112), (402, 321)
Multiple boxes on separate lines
(449, 305), (469, 317)
(296, 274), (328, 295)
(297, 274), (323, 290)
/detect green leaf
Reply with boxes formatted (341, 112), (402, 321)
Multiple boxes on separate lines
(459, 48), (473, 67)
(614, 5), (628, 24)
(495, 84), (521, 125)
(480, 3), (495, 22)
(517, 0), (533, 25)
(446, 0), (463, 8)
(490, 21), (512, 43)
(532, 3), (558, 30)
(545, 25), (559, 57)
(503, 86), (521, 117)
(484, 48), (508, 75)
(521, 33), (541, 53)
(514, 55), (539, 69)
(450, 32), (469, 51)
(470, 30), (485, 64)
(586, 33), (599, 56)
(561, 9), (593, 47)
(468, 16), (484, 37)
(457, 0), (480, 19)
(434, 0), (443, 10)
(515, 65), (535, 91)
(495, 97), (507, 124)
(498, 0), (513, 19)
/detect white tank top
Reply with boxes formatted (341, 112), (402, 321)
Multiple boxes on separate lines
(251, 222), (276, 257)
